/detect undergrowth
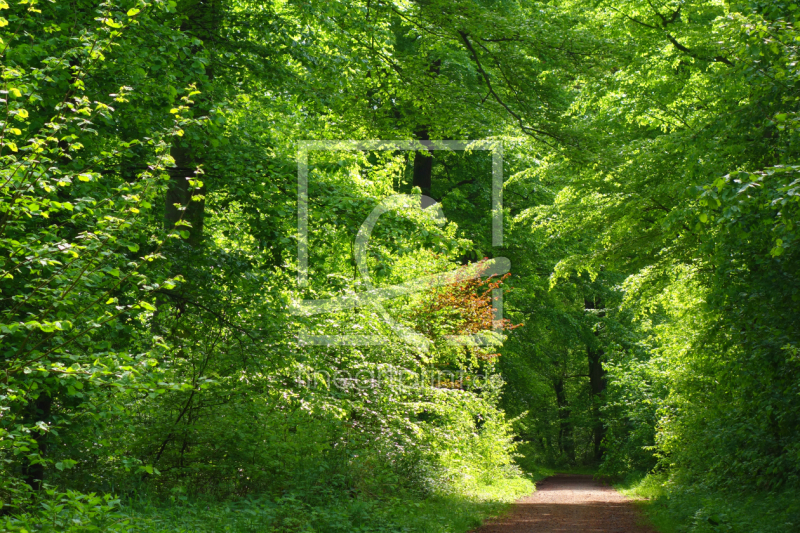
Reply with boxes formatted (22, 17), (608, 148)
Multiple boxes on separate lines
(3, 476), (534, 533)
(511, 442), (600, 479)
(617, 473), (800, 533)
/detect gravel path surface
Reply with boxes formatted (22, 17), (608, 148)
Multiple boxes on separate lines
(472, 474), (657, 533)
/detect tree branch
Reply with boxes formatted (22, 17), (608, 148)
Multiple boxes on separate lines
(616, 5), (733, 66)
(155, 289), (262, 346)
(458, 30), (559, 145)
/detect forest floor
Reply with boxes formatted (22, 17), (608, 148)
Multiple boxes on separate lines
(472, 474), (656, 533)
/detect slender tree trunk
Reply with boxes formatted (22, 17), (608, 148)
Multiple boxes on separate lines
(412, 129), (435, 208)
(165, 144), (206, 246)
(22, 394), (52, 490)
(588, 345), (606, 460)
(585, 296), (607, 461)
(164, 0), (218, 245)
(553, 377), (575, 462)
(410, 57), (440, 209)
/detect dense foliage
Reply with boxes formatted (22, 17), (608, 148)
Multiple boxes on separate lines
(1, 0), (798, 532)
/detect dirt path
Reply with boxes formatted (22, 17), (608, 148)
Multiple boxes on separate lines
(472, 474), (656, 533)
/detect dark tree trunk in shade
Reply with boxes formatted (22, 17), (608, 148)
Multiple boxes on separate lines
(585, 296), (607, 461)
(412, 129), (436, 208)
(163, 0), (219, 246)
(22, 394), (52, 490)
(165, 144), (206, 246)
(554, 378), (575, 462)
(411, 57), (440, 209)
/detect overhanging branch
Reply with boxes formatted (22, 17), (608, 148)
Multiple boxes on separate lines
(458, 30), (559, 145)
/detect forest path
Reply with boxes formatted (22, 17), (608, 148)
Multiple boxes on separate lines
(472, 474), (656, 533)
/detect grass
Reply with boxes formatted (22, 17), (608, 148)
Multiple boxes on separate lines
(616, 473), (800, 533)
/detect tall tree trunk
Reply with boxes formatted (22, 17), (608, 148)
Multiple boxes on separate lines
(412, 128), (435, 208)
(165, 144), (206, 246)
(553, 377), (575, 462)
(410, 57), (440, 209)
(164, 0), (218, 245)
(585, 296), (607, 461)
(22, 394), (52, 490)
